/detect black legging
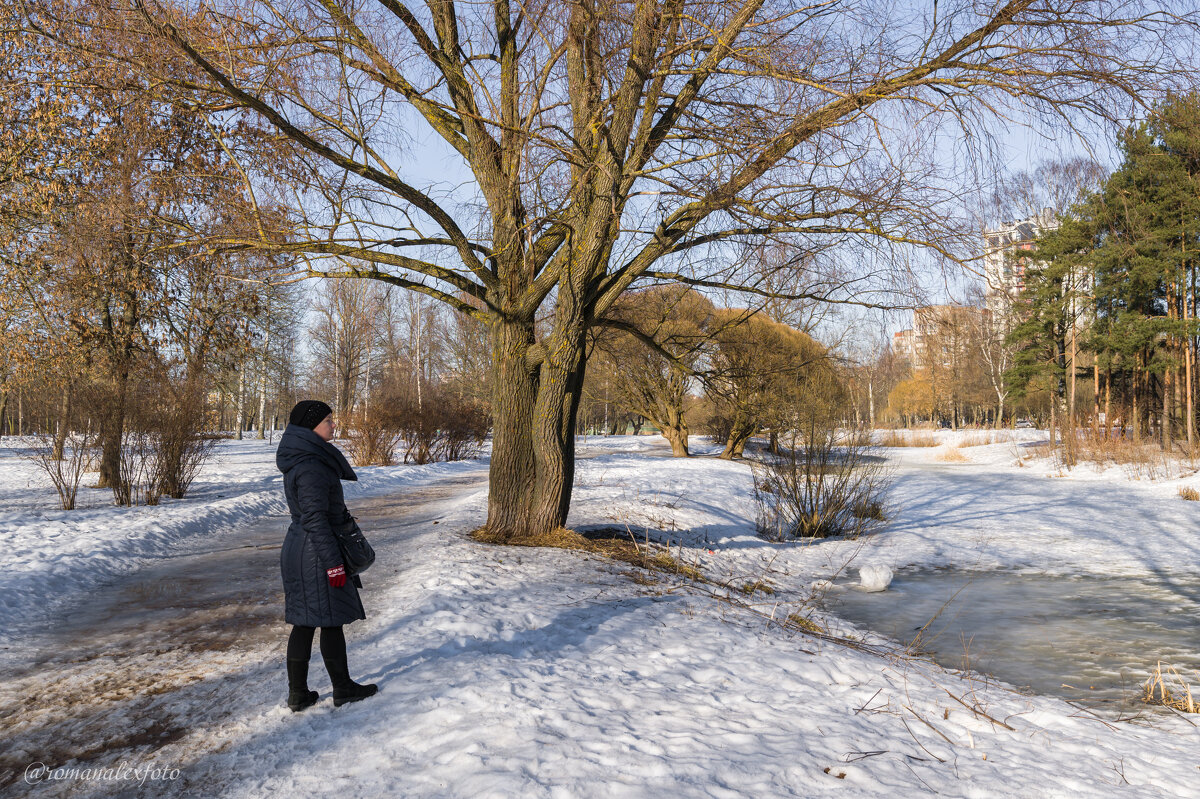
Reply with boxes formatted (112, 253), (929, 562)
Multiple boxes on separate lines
(287, 624), (345, 663)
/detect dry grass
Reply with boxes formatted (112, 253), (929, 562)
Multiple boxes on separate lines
(1051, 433), (1200, 480)
(786, 613), (826, 634)
(851, 499), (886, 520)
(1019, 433), (1190, 480)
(470, 525), (706, 581)
(1179, 486), (1200, 501)
(842, 429), (874, 447)
(958, 432), (1009, 447)
(877, 430), (938, 448)
(936, 444), (969, 463)
(1142, 663), (1199, 713)
(737, 579), (776, 596)
(1078, 435), (1169, 474)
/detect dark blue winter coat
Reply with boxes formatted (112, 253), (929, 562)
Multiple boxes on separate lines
(277, 424), (366, 628)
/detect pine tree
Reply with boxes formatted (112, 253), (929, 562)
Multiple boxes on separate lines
(1009, 93), (1200, 449)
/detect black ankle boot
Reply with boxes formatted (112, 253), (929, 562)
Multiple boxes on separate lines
(332, 681), (379, 707)
(322, 650), (378, 707)
(287, 658), (319, 712)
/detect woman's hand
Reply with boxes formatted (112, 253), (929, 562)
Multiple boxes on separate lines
(327, 565), (347, 588)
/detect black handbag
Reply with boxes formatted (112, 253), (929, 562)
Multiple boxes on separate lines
(333, 515), (376, 576)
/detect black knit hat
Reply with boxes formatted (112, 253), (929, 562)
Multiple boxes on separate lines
(289, 400), (333, 431)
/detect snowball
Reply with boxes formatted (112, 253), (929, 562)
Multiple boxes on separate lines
(858, 564), (893, 592)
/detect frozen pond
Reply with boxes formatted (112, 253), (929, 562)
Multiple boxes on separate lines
(824, 569), (1200, 714)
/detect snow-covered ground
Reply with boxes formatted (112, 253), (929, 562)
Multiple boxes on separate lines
(1, 431), (1198, 798)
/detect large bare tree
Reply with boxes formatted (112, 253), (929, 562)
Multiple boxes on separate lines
(23, 0), (1199, 537)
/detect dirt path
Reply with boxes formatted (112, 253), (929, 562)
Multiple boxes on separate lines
(0, 469), (488, 798)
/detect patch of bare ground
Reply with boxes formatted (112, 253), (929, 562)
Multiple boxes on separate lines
(0, 599), (279, 797)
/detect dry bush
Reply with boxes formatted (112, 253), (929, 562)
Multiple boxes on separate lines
(702, 405), (734, 447)
(876, 430), (938, 447)
(1067, 433), (1170, 479)
(1178, 486), (1200, 501)
(149, 382), (218, 500)
(344, 409), (401, 467)
(1022, 430), (1198, 480)
(115, 429), (158, 506)
(358, 384), (490, 466)
(754, 422), (893, 540)
(26, 431), (96, 510)
(110, 379), (218, 506)
(395, 392), (490, 464)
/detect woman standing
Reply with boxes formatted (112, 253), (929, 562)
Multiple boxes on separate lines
(277, 400), (378, 711)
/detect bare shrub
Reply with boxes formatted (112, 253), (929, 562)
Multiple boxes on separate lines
(366, 384), (490, 465)
(754, 420), (894, 541)
(440, 397), (490, 461)
(703, 410), (734, 448)
(394, 396), (441, 465)
(26, 431), (96, 510)
(344, 409), (401, 467)
(149, 381), (218, 500)
(112, 379), (218, 506)
(115, 428), (158, 506)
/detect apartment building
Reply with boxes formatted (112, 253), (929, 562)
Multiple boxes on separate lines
(982, 208), (1057, 316)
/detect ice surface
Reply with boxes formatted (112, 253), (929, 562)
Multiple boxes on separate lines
(827, 569), (1200, 711)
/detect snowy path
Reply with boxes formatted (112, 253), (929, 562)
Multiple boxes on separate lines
(0, 468), (490, 798)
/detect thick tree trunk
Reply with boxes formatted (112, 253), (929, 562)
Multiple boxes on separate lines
(484, 319), (539, 537)
(663, 427), (690, 457)
(661, 414), (690, 457)
(654, 400), (690, 457)
(529, 324), (589, 536)
(720, 414), (755, 459)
